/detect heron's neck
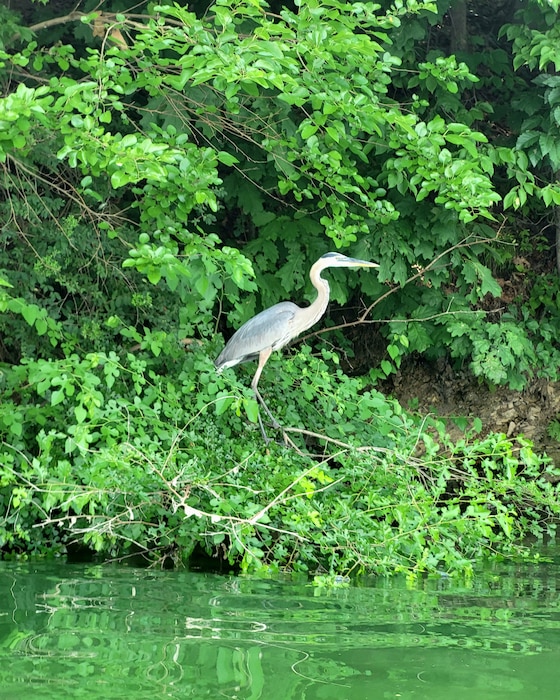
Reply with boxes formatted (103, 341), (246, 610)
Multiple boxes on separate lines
(300, 268), (330, 332)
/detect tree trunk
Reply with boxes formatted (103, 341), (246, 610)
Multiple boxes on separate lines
(449, 0), (468, 54)
(555, 201), (560, 276)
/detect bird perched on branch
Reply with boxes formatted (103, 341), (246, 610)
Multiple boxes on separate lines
(215, 252), (379, 439)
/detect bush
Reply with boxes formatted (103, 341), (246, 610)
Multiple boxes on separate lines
(1, 345), (558, 576)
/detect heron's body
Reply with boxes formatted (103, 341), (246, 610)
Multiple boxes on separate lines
(215, 301), (302, 370)
(215, 252), (379, 438)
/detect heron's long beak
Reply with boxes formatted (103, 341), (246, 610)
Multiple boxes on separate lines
(346, 258), (379, 268)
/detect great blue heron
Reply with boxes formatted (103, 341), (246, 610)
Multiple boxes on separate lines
(215, 252), (379, 438)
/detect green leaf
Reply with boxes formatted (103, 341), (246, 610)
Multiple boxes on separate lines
(542, 187), (553, 206)
(243, 397), (260, 424)
(216, 151), (239, 166)
(120, 134), (138, 148)
(147, 269), (162, 285)
(502, 188), (518, 209)
(476, 263), (501, 297)
(380, 359), (393, 376)
(51, 389), (65, 406)
(21, 304), (38, 326)
(300, 122), (318, 140)
(12, 133), (26, 149)
(35, 318), (48, 335)
(325, 125), (340, 143)
(74, 405), (87, 423)
(9, 419), (22, 437)
(215, 394), (235, 416)
(110, 170), (128, 189)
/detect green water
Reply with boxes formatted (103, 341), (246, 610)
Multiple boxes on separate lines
(1, 555), (559, 700)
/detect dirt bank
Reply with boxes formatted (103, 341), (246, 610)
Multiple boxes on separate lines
(386, 357), (560, 462)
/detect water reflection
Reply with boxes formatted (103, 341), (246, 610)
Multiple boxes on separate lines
(0, 553), (559, 699)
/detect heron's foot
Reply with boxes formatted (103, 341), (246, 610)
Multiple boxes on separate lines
(269, 415), (281, 430)
(258, 412), (281, 439)
(261, 410), (281, 433)
(258, 414), (271, 444)
(255, 406), (287, 445)
(257, 412), (279, 444)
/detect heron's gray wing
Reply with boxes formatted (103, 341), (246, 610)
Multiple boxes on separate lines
(215, 301), (300, 369)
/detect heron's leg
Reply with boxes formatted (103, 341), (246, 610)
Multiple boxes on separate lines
(254, 386), (281, 430)
(251, 348), (281, 430)
(257, 409), (271, 444)
(251, 347), (272, 391)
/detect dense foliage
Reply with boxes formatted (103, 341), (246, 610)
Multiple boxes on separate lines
(0, 0), (559, 577)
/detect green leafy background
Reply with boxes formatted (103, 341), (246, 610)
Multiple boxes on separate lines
(0, 0), (559, 577)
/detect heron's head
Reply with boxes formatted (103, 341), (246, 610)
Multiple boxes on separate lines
(318, 252), (379, 269)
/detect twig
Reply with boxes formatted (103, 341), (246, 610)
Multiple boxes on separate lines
(359, 231), (506, 322)
(283, 426), (390, 454)
(300, 228), (507, 342)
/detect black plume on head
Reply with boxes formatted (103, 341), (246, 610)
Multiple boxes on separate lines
(321, 252), (342, 259)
